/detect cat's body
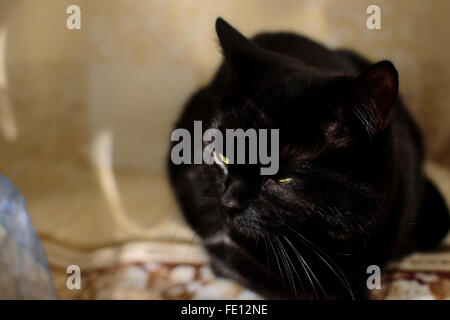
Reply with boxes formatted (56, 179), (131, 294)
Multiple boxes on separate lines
(168, 18), (449, 299)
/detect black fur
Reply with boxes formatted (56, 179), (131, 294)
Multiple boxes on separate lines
(167, 18), (449, 299)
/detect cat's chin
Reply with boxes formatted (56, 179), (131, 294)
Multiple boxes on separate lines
(225, 217), (265, 241)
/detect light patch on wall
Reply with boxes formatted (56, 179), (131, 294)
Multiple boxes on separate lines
(0, 26), (17, 141)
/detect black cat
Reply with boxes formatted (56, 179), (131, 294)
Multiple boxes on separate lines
(167, 18), (449, 299)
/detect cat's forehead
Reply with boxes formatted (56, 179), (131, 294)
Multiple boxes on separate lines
(218, 74), (347, 125)
(218, 99), (275, 130)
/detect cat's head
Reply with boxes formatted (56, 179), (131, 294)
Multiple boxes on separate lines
(206, 18), (398, 252)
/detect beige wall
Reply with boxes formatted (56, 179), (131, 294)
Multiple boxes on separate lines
(2, 0), (450, 173)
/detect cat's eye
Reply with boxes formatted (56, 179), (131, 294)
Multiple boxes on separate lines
(278, 177), (293, 183)
(218, 153), (230, 165)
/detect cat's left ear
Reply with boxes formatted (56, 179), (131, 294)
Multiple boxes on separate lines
(216, 17), (258, 66)
(351, 61), (399, 132)
(215, 17), (274, 95)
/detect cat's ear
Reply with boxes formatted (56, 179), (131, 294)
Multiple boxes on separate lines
(216, 18), (269, 94)
(216, 17), (257, 64)
(351, 61), (398, 132)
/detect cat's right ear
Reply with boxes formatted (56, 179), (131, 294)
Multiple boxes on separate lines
(349, 61), (399, 133)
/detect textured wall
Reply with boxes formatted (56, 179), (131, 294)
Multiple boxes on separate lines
(2, 0), (450, 172)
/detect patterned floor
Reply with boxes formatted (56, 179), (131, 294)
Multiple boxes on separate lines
(51, 244), (450, 300)
(52, 262), (260, 300)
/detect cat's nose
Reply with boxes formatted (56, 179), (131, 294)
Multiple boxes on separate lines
(220, 181), (246, 214)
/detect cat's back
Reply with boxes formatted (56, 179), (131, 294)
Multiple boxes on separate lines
(251, 32), (369, 74)
(251, 31), (422, 155)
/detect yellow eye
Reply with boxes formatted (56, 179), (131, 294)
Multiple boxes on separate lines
(218, 153), (230, 164)
(278, 177), (293, 183)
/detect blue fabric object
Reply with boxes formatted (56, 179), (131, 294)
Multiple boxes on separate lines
(0, 174), (57, 299)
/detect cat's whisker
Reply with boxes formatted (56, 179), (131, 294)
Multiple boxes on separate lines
(302, 241), (353, 296)
(275, 235), (300, 298)
(273, 235), (296, 296)
(267, 235), (287, 292)
(294, 248), (316, 299)
(261, 233), (271, 281)
(279, 235), (309, 298)
(283, 235), (324, 299)
(288, 226), (354, 300)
